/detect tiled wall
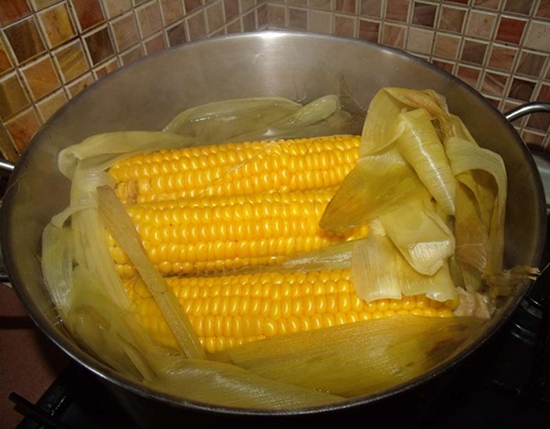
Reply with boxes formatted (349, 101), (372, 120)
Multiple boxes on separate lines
(265, 0), (550, 149)
(0, 0), (267, 160)
(0, 0), (549, 161)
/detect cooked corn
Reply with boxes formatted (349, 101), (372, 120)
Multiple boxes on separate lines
(107, 136), (367, 278)
(125, 269), (458, 353)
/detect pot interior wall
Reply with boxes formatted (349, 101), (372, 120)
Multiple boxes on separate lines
(2, 32), (546, 414)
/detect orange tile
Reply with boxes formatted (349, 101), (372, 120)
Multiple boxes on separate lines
(358, 19), (379, 42)
(206, 0), (225, 33)
(335, 0), (356, 13)
(433, 33), (461, 60)
(120, 44), (143, 65)
(71, 0), (105, 31)
(382, 23), (406, 49)
(36, 88), (68, 121)
(495, 16), (526, 45)
(432, 59), (454, 74)
(93, 57), (119, 79)
(0, 37), (14, 74)
(456, 65), (481, 90)
(84, 26), (115, 65)
(0, 0), (32, 26)
(38, 2), (76, 48)
(0, 72), (30, 119)
(515, 51), (547, 78)
(53, 40), (89, 82)
(266, 4), (285, 27)
(160, 0), (184, 25)
(4, 107), (42, 153)
(536, 0), (550, 19)
(3, 16), (47, 64)
(386, 0), (410, 23)
(187, 10), (207, 39)
(111, 12), (140, 51)
(66, 72), (94, 97)
(102, 0), (132, 18)
(412, 2), (437, 28)
(508, 77), (535, 101)
(29, 0), (63, 11)
(460, 39), (488, 65)
(137, 2), (163, 38)
(144, 32), (166, 54)
(481, 71), (508, 96)
(224, 0), (239, 20)
(226, 18), (242, 33)
(335, 14), (355, 38)
(487, 43), (517, 71)
(242, 10), (255, 32)
(465, 10), (496, 40)
(21, 55), (61, 100)
(167, 22), (187, 46)
(185, 0), (203, 14)
(438, 5), (465, 33)
(257, 3), (267, 28)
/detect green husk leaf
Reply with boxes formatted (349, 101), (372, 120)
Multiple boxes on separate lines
(97, 185), (204, 360)
(211, 315), (485, 397)
(147, 359), (345, 409)
(319, 146), (430, 234)
(350, 231), (457, 302)
(446, 136), (507, 275)
(379, 204), (455, 276)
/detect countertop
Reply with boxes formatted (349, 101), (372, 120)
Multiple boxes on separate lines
(0, 282), (70, 428)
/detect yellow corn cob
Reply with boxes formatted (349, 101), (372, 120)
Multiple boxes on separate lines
(107, 136), (367, 278)
(125, 269), (459, 354)
(109, 135), (360, 204)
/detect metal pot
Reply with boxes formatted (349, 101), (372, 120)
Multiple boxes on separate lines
(1, 31), (549, 426)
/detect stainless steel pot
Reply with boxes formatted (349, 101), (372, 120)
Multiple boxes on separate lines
(1, 31), (549, 426)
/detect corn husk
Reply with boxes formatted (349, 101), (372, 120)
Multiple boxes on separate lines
(211, 315), (485, 397)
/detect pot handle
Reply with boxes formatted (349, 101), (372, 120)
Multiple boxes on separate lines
(504, 101), (550, 122)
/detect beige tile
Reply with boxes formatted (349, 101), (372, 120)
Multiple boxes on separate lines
(309, 10), (332, 33)
(102, 0), (132, 18)
(240, 0), (255, 13)
(465, 10), (496, 40)
(406, 27), (434, 55)
(226, 18), (242, 33)
(310, 0), (332, 10)
(242, 10), (255, 31)
(36, 88), (68, 121)
(382, 23), (406, 49)
(187, 10), (207, 40)
(120, 44), (143, 65)
(159, 0), (184, 25)
(523, 21), (550, 52)
(144, 32), (166, 54)
(206, 0), (225, 33)
(30, 0), (64, 11)
(266, 4), (286, 27)
(289, 7), (308, 30)
(111, 12), (140, 51)
(93, 57), (119, 79)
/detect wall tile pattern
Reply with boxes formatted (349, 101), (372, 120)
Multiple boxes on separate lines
(0, 0), (549, 159)
(0, 0), (266, 159)
(265, 0), (550, 150)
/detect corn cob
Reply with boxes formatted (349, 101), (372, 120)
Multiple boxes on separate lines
(107, 136), (366, 278)
(125, 269), (458, 353)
